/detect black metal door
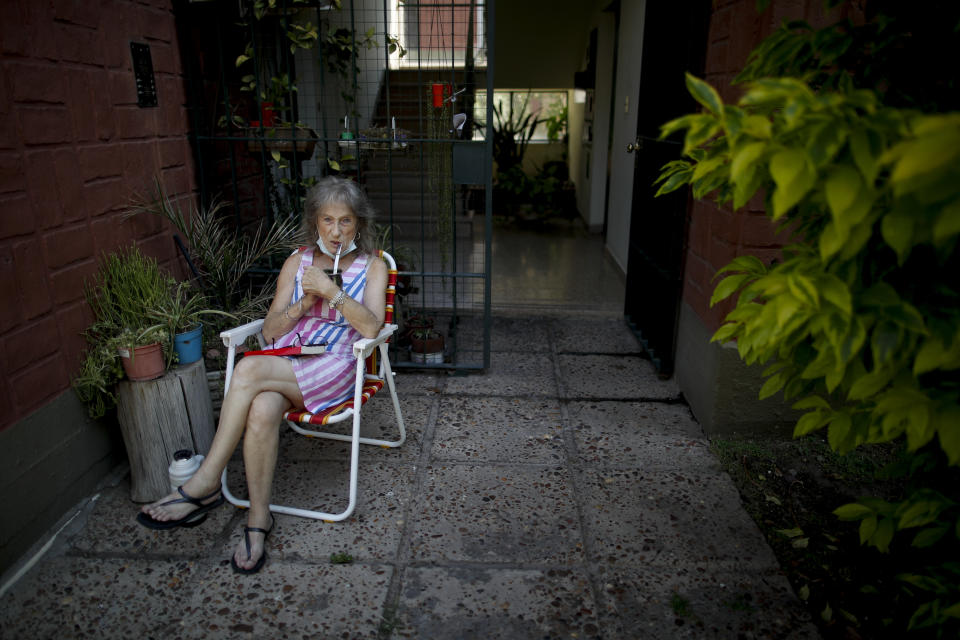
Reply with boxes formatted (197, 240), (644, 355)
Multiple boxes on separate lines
(623, 1), (711, 375)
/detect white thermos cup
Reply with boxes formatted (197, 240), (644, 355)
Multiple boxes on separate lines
(168, 449), (204, 492)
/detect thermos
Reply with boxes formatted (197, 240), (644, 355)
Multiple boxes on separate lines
(168, 449), (204, 492)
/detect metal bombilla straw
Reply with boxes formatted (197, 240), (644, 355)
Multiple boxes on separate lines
(332, 242), (342, 275)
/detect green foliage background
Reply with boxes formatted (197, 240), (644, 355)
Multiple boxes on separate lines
(656, 1), (960, 635)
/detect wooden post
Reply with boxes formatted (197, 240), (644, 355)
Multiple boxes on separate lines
(117, 359), (216, 502)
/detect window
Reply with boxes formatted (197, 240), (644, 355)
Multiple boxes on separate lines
(474, 89), (567, 142)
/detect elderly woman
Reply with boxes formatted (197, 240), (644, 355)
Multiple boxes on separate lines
(137, 176), (387, 574)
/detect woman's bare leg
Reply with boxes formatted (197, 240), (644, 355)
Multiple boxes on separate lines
(232, 390), (289, 570)
(140, 355), (303, 522)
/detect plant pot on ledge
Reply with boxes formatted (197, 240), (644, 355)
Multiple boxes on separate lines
(247, 124), (318, 158)
(409, 328), (444, 364)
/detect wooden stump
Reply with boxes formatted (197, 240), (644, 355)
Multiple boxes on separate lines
(117, 359), (216, 502)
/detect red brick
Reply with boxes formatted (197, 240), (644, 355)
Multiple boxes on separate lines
(52, 0), (102, 29)
(110, 70), (138, 108)
(90, 73), (117, 141)
(0, 152), (25, 196)
(0, 246), (21, 333)
(42, 223), (94, 269)
(142, 7), (174, 43)
(24, 150), (64, 227)
(2, 1), (58, 60)
(90, 215), (123, 256)
(13, 238), (53, 319)
(3, 314), (60, 372)
(713, 209), (742, 244)
(11, 355), (68, 414)
(121, 140), (159, 190)
(161, 165), (189, 199)
(116, 105), (159, 140)
(150, 41), (175, 75)
(10, 61), (68, 104)
(83, 178), (125, 217)
(707, 235), (737, 272)
(0, 194), (36, 240)
(17, 105), (73, 146)
(136, 231), (175, 264)
(740, 212), (783, 249)
(66, 68), (98, 142)
(100, 11), (129, 69)
(158, 137), (188, 169)
(50, 258), (98, 305)
(52, 149), (85, 224)
(0, 116), (17, 151)
(55, 22), (107, 65)
(79, 144), (124, 182)
(58, 300), (91, 375)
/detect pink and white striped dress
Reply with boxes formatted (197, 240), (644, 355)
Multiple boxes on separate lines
(271, 248), (370, 413)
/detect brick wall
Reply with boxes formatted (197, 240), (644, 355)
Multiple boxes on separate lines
(683, 0), (862, 332)
(0, 0), (196, 431)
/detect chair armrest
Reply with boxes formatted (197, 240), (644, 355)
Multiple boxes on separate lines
(352, 324), (397, 359)
(220, 319), (266, 348)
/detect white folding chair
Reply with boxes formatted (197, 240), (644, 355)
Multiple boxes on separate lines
(218, 250), (406, 521)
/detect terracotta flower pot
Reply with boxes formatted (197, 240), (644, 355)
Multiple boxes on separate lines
(410, 332), (444, 364)
(118, 342), (165, 381)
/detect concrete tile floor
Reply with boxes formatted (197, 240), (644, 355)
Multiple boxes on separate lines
(0, 221), (819, 639)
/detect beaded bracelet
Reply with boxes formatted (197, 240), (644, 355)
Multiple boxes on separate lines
(330, 289), (346, 310)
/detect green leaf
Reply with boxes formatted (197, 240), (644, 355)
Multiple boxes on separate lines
(787, 274), (819, 308)
(872, 517), (895, 552)
(859, 515), (878, 544)
(834, 502), (873, 520)
(711, 274), (751, 306)
(819, 276), (852, 316)
(794, 409), (829, 436)
(825, 166), (862, 219)
(848, 366), (893, 401)
(933, 198), (960, 246)
(818, 220), (849, 260)
(685, 73), (723, 116)
(850, 129), (879, 184)
(911, 526), (948, 548)
(880, 212), (914, 263)
(716, 255), (767, 276)
(759, 372), (785, 400)
(235, 54), (251, 67)
(827, 411), (853, 452)
(887, 126), (960, 185)
(741, 115), (772, 139)
(793, 395), (830, 411)
(935, 406), (960, 465)
(898, 499), (941, 530)
(730, 141), (767, 185)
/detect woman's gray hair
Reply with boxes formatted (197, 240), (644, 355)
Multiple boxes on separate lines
(301, 176), (377, 255)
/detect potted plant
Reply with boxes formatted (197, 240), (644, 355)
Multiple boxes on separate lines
(409, 327), (444, 364)
(148, 281), (237, 366)
(73, 247), (176, 418)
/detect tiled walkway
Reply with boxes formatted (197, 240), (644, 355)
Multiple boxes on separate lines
(0, 222), (818, 639)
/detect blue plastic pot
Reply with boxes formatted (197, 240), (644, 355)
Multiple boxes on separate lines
(174, 324), (203, 365)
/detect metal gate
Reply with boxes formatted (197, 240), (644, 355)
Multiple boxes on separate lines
(178, 0), (493, 370)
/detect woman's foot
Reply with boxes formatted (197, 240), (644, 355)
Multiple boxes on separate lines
(136, 481), (224, 530)
(231, 514), (275, 574)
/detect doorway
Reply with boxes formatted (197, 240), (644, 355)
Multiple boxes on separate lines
(622, 1), (711, 375)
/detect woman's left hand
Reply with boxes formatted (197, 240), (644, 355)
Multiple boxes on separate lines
(302, 265), (339, 300)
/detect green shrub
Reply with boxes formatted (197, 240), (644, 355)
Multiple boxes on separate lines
(655, 5), (960, 634)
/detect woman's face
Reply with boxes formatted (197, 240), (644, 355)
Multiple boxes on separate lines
(316, 202), (358, 253)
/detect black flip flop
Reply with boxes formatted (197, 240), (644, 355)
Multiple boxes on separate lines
(230, 516), (275, 574)
(136, 485), (225, 530)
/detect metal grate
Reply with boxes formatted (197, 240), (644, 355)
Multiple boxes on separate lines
(181, 0), (493, 370)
